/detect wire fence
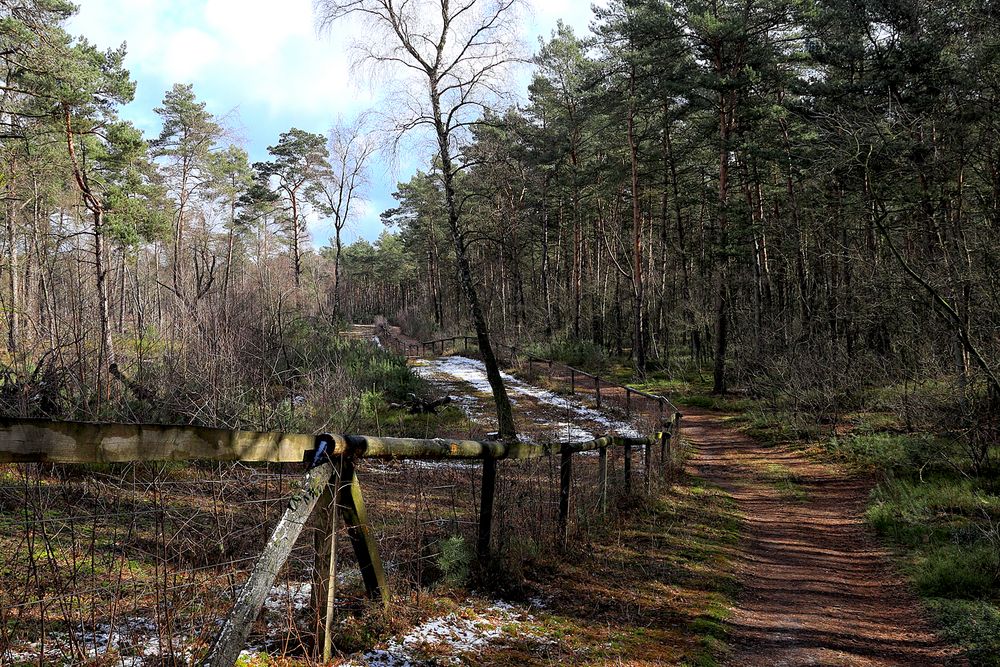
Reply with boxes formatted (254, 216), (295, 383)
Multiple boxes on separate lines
(0, 336), (680, 666)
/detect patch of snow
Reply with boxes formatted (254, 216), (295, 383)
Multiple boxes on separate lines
(345, 601), (532, 667)
(413, 356), (641, 439)
(536, 421), (595, 443)
(2, 617), (196, 666)
(264, 581), (312, 612)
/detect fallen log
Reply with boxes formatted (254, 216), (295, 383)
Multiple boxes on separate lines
(389, 393), (453, 414)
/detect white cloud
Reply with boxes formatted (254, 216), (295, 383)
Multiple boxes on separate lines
(68, 0), (606, 242)
(68, 0), (599, 122)
(69, 0), (368, 119)
(525, 0), (599, 36)
(162, 27), (221, 81)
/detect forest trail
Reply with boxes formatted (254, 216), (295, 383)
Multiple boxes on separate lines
(373, 330), (963, 665)
(682, 407), (964, 666)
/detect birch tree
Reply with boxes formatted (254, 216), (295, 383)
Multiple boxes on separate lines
(314, 0), (523, 440)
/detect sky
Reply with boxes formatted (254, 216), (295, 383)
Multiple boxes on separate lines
(67, 0), (600, 247)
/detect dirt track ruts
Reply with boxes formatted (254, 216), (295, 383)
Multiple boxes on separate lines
(683, 406), (964, 667)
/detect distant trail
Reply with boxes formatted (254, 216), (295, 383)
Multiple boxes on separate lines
(682, 407), (964, 666)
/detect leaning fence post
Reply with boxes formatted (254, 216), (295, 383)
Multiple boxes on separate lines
(337, 456), (389, 606)
(558, 449), (573, 548)
(478, 457), (497, 559)
(598, 446), (608, 514)
(202, 447), (338, 667)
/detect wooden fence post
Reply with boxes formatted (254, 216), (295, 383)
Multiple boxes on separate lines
(312, 466), (341, 661)
(644, 438), (652, 493)
(477, 457), (497, 559)
(337, 457), (389, 606)
(623, 442), (632, 494)
(660, 429), (671, 477)
(626, 389), (631, 417)
(595, 376), (601, 408)
(570, 369), (576, 394)
(598, 446), (608, 515)
(558, 450), (573, 548)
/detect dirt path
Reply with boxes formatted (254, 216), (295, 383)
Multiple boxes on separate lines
(682, 406), (964, 666)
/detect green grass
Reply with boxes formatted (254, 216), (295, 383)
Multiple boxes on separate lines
(927, 598), (1000, 666)
(525, 338), (610, 374)
(758, 463), (808, 501)
(823, 432), (1000, 664)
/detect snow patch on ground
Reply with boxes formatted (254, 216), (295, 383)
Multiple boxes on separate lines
(263, 581), (312, 613)
(413, 356), (640, 439)
(345, 601), (535, 667)
(2, 618), (195, 667)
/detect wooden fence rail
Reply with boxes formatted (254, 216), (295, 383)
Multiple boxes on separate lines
(1, 415), (682, 667)
(387, 328), (682, 421)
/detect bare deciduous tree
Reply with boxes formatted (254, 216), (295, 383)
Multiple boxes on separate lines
(321, 113), (376, 314)
(315, 0), (524, 440)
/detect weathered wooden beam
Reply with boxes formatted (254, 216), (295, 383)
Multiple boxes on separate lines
(477, 457), (497, 559)
(336, 434), (506, 460)
(558, 450), (573, 549)
(0, 418), (317, 464)
(202, 458), (336, 667)
(0, 418), (654, 464)
(337, 456), (389, 606)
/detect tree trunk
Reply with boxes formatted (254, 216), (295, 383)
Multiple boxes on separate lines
(627, 80), (646, 374)
(712, 91), (732, 395)
(429, 80), (516, 441)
